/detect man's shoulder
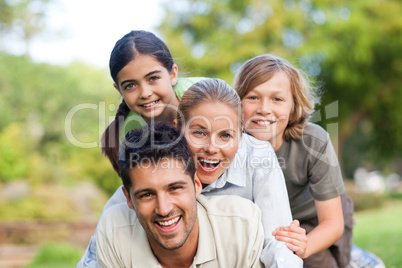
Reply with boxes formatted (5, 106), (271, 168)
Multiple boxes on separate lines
(99, 203), (138, 232)
(196, 195), (264, 267)
(197, 194), (261, 221)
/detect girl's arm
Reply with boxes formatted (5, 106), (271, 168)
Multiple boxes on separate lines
(273, 196), (344, 259)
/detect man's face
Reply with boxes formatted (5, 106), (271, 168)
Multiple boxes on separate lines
(123, 158), (201, 251)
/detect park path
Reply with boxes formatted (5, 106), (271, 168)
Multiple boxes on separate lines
(0, 245), (37, 268)
(0, 221), (96, 268)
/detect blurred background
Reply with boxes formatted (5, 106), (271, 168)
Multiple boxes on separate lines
(0, 0), (401, 267)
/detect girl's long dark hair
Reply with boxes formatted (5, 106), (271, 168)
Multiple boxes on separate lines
(101, 30), (175, 175)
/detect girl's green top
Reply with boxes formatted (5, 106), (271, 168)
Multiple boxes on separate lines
(119, 77), (205, 143)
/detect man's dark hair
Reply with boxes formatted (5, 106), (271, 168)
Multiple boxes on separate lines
(118, 122), (196, 194)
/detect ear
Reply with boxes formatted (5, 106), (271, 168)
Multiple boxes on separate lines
(194, 173), (202, 196)
(113, 83), (121, 93)
(122, 186), (135, 211)
(170, 64), (178, 86)
(173, 119), (178, 128)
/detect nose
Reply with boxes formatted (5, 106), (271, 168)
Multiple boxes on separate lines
(203, 137), (219, 154)
(155, 194), (173, 216)
(256, 99), (271, 115)
(139, 85), (153, 99)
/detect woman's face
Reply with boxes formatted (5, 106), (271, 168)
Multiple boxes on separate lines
(183, 101), (240, 185)
(115, 54), (179, 122)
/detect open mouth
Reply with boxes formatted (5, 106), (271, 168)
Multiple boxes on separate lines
(156, 216), (181, 228)
(155, 216), (181, 231)
(197, 158), (221, 173)
(140, 100), (160, 109)
(252, 119), (277, 127)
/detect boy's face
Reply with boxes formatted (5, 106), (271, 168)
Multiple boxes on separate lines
(242, 71), (294, 151)
(123, 158), (201, 252)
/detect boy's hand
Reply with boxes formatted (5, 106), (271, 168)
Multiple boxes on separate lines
(272, 220), (308, 258)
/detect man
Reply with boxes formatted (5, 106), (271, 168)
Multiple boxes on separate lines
(96, 122), (264, 268)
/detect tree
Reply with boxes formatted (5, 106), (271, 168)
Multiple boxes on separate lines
(308, 0), (402, 175)
(0, 0), (14, 26)
(0, 53), (121, 192)
(158, 0), (402, 175)
(0, 0), (53, 59)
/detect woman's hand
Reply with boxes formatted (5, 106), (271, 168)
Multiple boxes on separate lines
(272, 220), (308, 258)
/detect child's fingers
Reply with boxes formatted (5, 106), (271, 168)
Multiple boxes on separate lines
(284, 242), (299, 253)
(273, 225), (306, 236)
(285, 242), (307, 258)
(274, 230), (306, 244)
(290, 219), (300, 227)
(274, 232), (307, 258)
(276, 234), (306, 252)
(273, 225), (308, 258)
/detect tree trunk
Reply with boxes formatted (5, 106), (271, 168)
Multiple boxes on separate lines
(338, 107), (369, 173)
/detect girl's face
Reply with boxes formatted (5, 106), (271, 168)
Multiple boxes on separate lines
(242, 71), (294, 151)
(115, 54), (179, 122)
(183, 102), (240, 185)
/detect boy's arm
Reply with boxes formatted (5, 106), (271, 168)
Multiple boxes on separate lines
(274, 196), (344, 259)
(305, 196), (344, 258)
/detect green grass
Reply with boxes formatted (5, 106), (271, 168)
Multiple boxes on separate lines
(25, 243), (82, 268)
(353, 196), (402, 268)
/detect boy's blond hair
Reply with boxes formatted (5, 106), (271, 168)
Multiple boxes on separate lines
(234, 54), (318, 141)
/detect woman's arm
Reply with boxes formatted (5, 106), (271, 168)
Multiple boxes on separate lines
(253, 150), (303, 267)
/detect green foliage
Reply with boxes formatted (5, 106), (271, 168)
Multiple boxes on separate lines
(26, 243), (82, 268)
(66, 146), (121, 196)
(0, 0), (54, 58)
(0, 124), (30, 182)
(0, 52), (120, 195)
(350, 192), (385, 212)
(316, 0), (402, 164)
(0, 0), (13, 25)
(159, 0), (402, 173)
(0, 185), (80, 221)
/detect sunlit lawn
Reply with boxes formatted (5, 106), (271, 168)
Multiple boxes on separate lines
(353, 195), (402, 268)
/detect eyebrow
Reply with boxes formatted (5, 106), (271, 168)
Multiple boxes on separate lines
(189, 123), (208, 130)
(120, 70), (162, 88)
(252, 87), (286, 95)
(218, 128), (236, 133)
(132, 180), (190, 197)
(189, 124), (238, 133)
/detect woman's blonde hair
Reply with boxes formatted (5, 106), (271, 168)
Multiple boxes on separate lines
(234, 54), (318, 141)
(177, 78), (243, 131)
